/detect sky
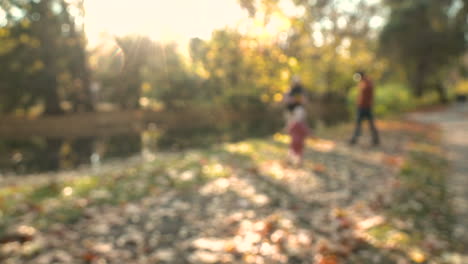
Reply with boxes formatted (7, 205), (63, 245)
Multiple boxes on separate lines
(83, 0), (384, 49)
(85, 0), (248, 47)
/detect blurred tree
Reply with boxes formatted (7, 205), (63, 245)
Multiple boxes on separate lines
(92, 37), (202, 111)
(238, 0), (386, 96)
(114, 36), (156, 109)
(189, 29), (291, 104)
(0, 0), (92, 115)
(379, 0), (467, 102)
(145, 42), (201, 110)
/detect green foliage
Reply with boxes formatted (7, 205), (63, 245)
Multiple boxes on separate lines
(2, 0), (467, 156)
(0, 0), (92, 115)
(347, 81), (452, 117)
(379, 0), (467, 102)
(348, 82), (412, 117)
(28, 183), (61, 202)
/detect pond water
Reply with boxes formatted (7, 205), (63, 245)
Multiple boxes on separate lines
(0, 102), (350, 175)
(0, 134), (142, 175)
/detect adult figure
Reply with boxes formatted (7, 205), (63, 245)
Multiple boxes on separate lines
(349, 71), (380, 146)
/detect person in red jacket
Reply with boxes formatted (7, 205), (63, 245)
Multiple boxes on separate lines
(349, 71), (380, 146)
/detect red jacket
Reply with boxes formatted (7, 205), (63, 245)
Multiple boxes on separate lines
(358, 79), (374, 108)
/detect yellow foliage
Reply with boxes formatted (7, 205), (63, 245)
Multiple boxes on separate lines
(20, 20), (30, 28)
(281, 70), (290, 81)
(260, 94), (270, 103)
(31, 60), (44, 72)
(278, 54), (288, 63)
(195, 65), (210, 79)
(273, 133), (290, 144)
(0, 39), (17, 55)
(455, 79), (468, 93)
(58, 72), (71, 82)
(89, 55), (98, 68)
(139, 97), (150, 107)
(141, 82), (152, 92)
(273, 93), (283, 102)
(288, 57), (298, 67)
(29, 39), (40, 49)
(19, 34), (29, 44)
(60, 143), (72, 156)
(0, 28), (10, 38)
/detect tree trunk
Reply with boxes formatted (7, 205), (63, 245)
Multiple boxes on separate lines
(411, 76), (424, 98)
(38, 0), (63, 115)
(43, 75), (64, 115)
(435, 82), (448, 104)
(69, 18), (94, 112)
(411, 62), (426, 98)
(41, 138), (62, 171)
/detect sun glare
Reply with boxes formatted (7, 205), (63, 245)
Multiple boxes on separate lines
(85, 0), (246, 46)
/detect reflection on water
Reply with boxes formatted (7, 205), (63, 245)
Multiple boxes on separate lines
(0, 101), (349, 175)
(0, 134), (142, 175)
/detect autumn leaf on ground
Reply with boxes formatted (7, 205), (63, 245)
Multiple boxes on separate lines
(254, 219), (274, 238)
(382, 154), (405, 168)
(0, 225), (36, 244)
(247, 166), (259, 174)
(409, 248), (426, 263)
(377, 121), (435, 134)
(0, 233), (34, 244)
(224, 240), (237, 253)
(313, 163), (327, 173)
(314, 254), (339, 264)
(82, 252), (99, 263)
(307, 138), (336, 152)
(356, 216), (385, 231)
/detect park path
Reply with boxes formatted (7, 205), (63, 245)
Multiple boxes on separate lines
(1, 112), (460, 263)
(409, 103), (468, 259)
(0, 123), (410, 263)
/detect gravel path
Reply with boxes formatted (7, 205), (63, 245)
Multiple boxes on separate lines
(1, 130), (411, 264)
(1, 120), (432, 264)
(409, 103), (468, 261)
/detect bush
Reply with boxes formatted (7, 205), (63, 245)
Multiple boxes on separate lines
(348, 83), (412, 117)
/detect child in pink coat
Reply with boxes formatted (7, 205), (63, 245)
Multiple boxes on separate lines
(287, 105), (309, 166)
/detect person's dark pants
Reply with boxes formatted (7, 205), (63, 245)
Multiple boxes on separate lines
(350, 107), (380, 145)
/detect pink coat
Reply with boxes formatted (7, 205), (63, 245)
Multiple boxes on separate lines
(288, 121), (309, 155)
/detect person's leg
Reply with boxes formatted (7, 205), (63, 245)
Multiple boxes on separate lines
(296, 140), (305, 166)
(290, 139), (300, 165)
(288, 142), (296, 164)
(367, 109), (380, 145)
(350, 108), (364, 144)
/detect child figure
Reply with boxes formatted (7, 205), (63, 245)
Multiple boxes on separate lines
(287, 105), (309, 166)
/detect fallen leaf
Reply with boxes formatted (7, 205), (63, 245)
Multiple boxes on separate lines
(357, 216), (385, 230)
(308, 139), (336, 152)
(382, 155), (405, 168)
(224, 241), (237, 253)
(409, 249), (426, 263)
(82, 252), (99, 263)
(0, 234), (34, 244)
(313, 164), (327, 173)
(247, 167), (258, 174)
(315, 254), (339, 264)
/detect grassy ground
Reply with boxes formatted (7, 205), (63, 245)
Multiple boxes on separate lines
(360, 127), (456, 264)
(0, 119), (456, 263)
